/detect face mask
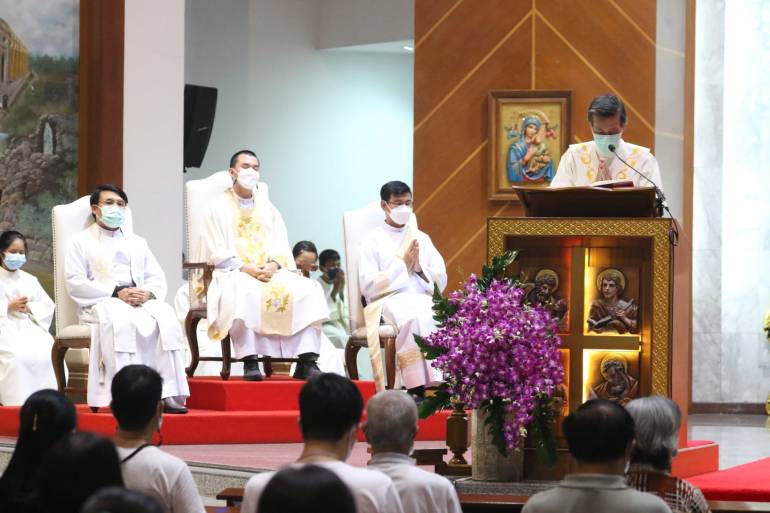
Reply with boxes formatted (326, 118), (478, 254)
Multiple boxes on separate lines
(99, 205), (125, 229)
(326, 268), (339, 280)
(237, 168), (260, 190)
(4, 252), (26, 271)
(593, 132), (621, 157)
(389, 205), (412, 226)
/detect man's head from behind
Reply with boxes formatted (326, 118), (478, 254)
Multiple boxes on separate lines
(563, 399), (635, 469)
(111, 364), (163, 433)
(363, 390), (418, 455)
(299, 374), (363, 457)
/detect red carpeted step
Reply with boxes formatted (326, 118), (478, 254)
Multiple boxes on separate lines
(186, 377), (378, 411)
(687, 457), (770, 501)
(0, 402), (452, 445)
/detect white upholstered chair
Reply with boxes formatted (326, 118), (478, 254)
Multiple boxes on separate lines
(342, 201), (401, 389)
(183, 171), (274, 379)
(51, 195), (134, 396)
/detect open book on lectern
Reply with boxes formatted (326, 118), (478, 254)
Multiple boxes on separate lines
(511, 185), (658, 218)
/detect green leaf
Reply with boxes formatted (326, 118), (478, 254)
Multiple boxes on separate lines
(431, 283), (458, 326)
(528, 394), (558, 467)
(481, 398), (509, 457)
(418, 388), (451, 419)
(478, 250), (519, 291)
(414, 334), (448, 360)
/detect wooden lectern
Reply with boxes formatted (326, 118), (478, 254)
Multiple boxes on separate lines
(487, 186), (712, 479)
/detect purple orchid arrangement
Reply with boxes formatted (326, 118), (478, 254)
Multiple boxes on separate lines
(416, 251), (565, 460)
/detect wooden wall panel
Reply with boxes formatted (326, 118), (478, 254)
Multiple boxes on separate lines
(414, 0), (657, 280)
(79, 0), (124, 195)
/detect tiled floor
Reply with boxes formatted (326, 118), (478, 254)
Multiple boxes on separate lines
(688, 413), (770, 470)
(161, 413), (770, 473)
(3, 413), (769, 474)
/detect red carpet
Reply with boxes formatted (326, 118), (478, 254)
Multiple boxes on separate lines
(0, 377), (452, 445)
(687, 457), (770, 501)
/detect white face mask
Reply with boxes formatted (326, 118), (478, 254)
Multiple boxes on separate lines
(388, 205), (412, 226)
(236, 168), (260, 190)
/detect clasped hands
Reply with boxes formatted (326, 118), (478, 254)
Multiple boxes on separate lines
(241, 261), (279, 283)
(402, 239), (422, 274)
(117, 287), (154, 307)
(8, 296), (30, 313)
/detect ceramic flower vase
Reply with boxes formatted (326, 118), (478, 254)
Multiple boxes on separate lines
(471, 409), (523, 481)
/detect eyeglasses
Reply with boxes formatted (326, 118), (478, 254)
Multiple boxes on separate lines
(99, 200), (126, 208)
(388, 200), (414, 208)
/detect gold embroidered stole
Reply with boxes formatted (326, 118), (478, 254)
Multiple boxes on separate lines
(576, 143), (640, 183)
(226, 189), (294, 335)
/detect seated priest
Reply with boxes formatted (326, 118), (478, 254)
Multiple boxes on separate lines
(550, 93), (662, 188)
(64, 185), (189, 413)
(198, 150), (328, 382)
(358, 181), (447, 397)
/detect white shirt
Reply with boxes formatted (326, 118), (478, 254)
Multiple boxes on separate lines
(240, 460), (405, 513)
(368, 453), (462, 513)
(117, 445), (205, 513)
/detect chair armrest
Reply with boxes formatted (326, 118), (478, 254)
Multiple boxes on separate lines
(184, 261), (215, 295)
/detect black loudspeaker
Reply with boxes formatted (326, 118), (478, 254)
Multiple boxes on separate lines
(184, 84), (218, 169)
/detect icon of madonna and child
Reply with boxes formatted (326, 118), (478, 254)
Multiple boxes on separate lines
(505, 111), (559, 184)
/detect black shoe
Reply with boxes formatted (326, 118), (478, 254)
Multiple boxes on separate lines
(243, 355), (264, 382)
(293, 353), (323, 380)
(163, 397), (188, 414)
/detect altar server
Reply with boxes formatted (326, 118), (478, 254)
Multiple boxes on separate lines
(0, 231), (57, 405)
(550, 94), (662, 188)
(64, 185), (189, 412)
(198, 150), (327, 381)
(317, 249), (349, 349)
(358, 181), (447, 394)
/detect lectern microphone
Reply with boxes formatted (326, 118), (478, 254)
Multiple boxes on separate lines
(608, 144), (668, 209)
(608, 144), (678, 245)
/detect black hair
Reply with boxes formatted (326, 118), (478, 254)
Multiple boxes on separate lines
(588, 94), (627, 125)
(80, 487), (164, 513)
(37, 432), (123, 513)
(562, 399), (635, 463)
(0, 230), (27, 265)
(230, 149), (259, 169)
(380, 181), (412, 202)
(318, 249), (340, 267)
(89, 184), (128, 207)
(292, 240), (318, 259)
(110, 365), (163, 432)
(257, 465), (356, 513)
(298, 374), (363, 442)
(0, 390), (76, 500)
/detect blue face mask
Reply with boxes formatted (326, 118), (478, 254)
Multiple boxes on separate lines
(326, 268), (339, 280)
(100, 205), (126, 229)
(593, 132), (621, 157)
(4, 252), (26, 271)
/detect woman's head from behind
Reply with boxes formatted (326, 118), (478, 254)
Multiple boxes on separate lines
(0, 389), (76, 494)
(38, 431), (124, 513)
(257, 465), (356, 513)
(625, 395), (682, 471)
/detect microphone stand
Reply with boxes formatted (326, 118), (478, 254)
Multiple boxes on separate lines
(608, 144), (679, 246)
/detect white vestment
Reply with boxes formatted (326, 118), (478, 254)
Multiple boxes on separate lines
(240, 461), (405, 513)
(550, 139), (662, 188)
(117, 445), (205, 513)
(199, 189), (326, 359)
(0, 267), (57, 405)
(64, 224), (189, 407)
(172, 284), (343, 375)
(358, 223), (447, 390)
(368, 453), (462, 513)
(317, 276), (349, 349)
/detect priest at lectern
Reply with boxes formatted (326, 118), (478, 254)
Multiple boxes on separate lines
(550, 94), (662, 189)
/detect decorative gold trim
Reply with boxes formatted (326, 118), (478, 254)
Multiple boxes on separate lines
(487, 217), (672, 396)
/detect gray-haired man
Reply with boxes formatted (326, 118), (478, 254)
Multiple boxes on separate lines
(364, 390), (461, 513)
